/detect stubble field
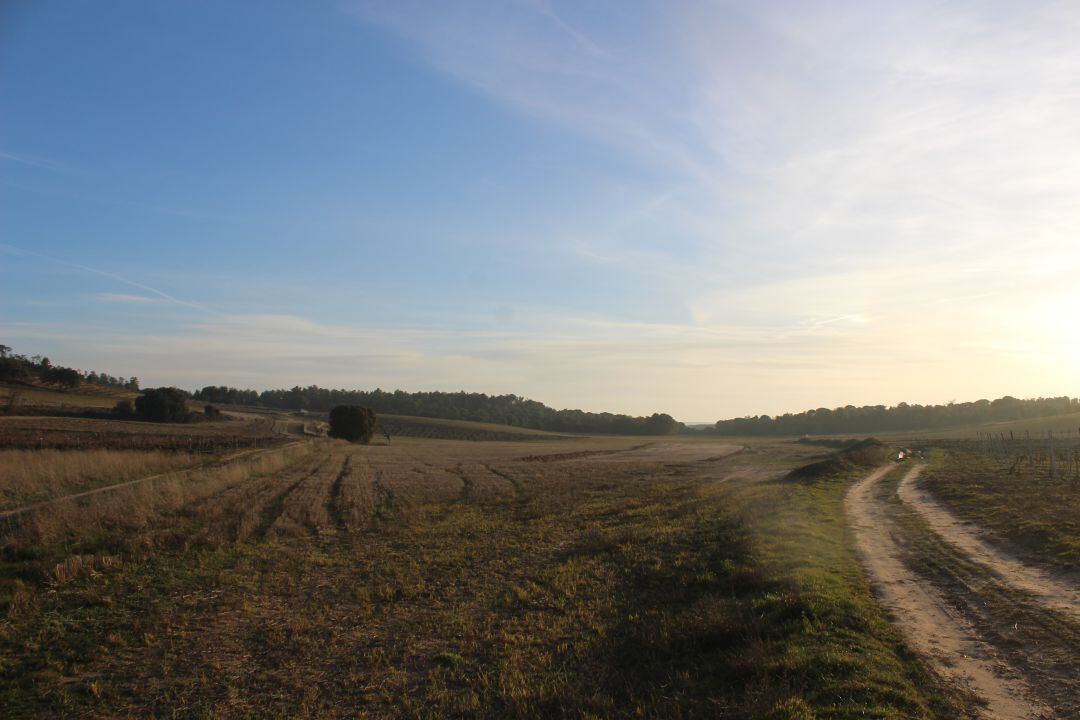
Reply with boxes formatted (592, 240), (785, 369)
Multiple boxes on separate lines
(0, 429), (960, 719)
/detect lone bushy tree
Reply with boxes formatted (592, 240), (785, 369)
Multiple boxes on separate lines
(135, 387), (190, 423)
(328, 404), (376, 443)
(112, 399), (135, 419)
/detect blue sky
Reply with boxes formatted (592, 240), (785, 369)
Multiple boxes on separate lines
(2, 1), (1078, 420)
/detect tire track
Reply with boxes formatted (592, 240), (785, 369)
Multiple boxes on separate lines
(898, 464), (1080, 622)
(483, 463), (528, 507)
(327, 454), (352, 531)
(372, 466), (400, 520)
(186, 449), (325, 545)
(447, 465), (475, 504)
(252, 456), (330, 540)
(846, 465), (1052, 720)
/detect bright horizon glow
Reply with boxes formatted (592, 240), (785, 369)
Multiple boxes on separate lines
(2, 1), (1078, 421)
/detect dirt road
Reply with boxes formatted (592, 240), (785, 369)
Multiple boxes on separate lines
(897, 465), (1080, 621)
(846, 465), (1052, 720)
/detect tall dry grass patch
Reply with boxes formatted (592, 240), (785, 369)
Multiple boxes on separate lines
(0, 449), (194, 510)
(1, 443), (314, 557)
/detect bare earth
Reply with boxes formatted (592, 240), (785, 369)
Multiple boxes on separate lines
(846, 465), (1052, 720)
(898, 465), (1080, 622)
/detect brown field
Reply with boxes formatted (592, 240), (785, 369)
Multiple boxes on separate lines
(0, 416), (286, 452)
(0, 449), (194, 512)
(0, 427), (979, 719)
(0, 383), (137, 413)
(378, 414), (577, 442)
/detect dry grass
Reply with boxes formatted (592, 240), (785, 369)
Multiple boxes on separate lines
(0, 442), (315, 566)
(0, 449), (194, 512)
(0, 437), (962, 718)
(0, 383), (134, 412)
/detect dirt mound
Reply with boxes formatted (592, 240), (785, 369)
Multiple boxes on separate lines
(785, 438), (891, 481)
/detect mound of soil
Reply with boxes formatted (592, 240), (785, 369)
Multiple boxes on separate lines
(785, 438), (892, 481)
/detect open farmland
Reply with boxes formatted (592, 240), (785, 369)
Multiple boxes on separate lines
(0, 415), (287, 453)
(0, 383), (136, 415)
(0, 431), (974, 718)
(377, 413), (578, 442)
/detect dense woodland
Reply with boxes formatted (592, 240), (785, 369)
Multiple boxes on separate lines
(712, 396), (1079, 436)
(193, 385), (683, 436)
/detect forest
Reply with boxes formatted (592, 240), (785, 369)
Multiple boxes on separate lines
(712, 395), (1079, 436)
(193, 385), (683, 436)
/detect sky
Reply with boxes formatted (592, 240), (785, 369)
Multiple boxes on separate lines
(2, 0), (1078, 421)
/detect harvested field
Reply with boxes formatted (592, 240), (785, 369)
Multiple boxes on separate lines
(0, 434), (973, 718)
(377, 414), (577, 442)
(0, 383), (135, 414)
(0, 416), (287, 452)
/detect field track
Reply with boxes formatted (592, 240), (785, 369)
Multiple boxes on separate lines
(898, 465), (1080, 621)
(847, 465), (1064, 719)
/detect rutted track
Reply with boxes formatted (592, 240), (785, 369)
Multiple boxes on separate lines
(898, 465), (1080, 621)
(327, 455), (352, 531)
(251, 454), (331, 540)
(846, 466), (1052, 720)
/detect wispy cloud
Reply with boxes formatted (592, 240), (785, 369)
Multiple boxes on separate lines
(95, 293), (162, 305)
(0, 149), (71, 173)
(529, 0), (604, 57)
(349, 1), (1080, 263)
(1, 244), (219, 315)
(346, 1), (1080, 413)
(5, 287), (1076, 419)
(5, 3), (1079, 419)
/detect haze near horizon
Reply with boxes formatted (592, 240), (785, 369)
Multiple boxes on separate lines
(2, 1), (1077, 421)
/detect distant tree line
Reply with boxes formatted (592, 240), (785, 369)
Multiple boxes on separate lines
(0, 344), (138, 391)
(193, 385), (682, 436)
(710, 396), (1080, 436)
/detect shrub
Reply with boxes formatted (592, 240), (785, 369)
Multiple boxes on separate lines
(328, 405), (376, 443)
(204, 404), (222, 419)
(112, 399), (135, 419)
(134, 388), (190, 423)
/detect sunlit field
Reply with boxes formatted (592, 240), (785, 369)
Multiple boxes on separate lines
(0, 431), (967, 718)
